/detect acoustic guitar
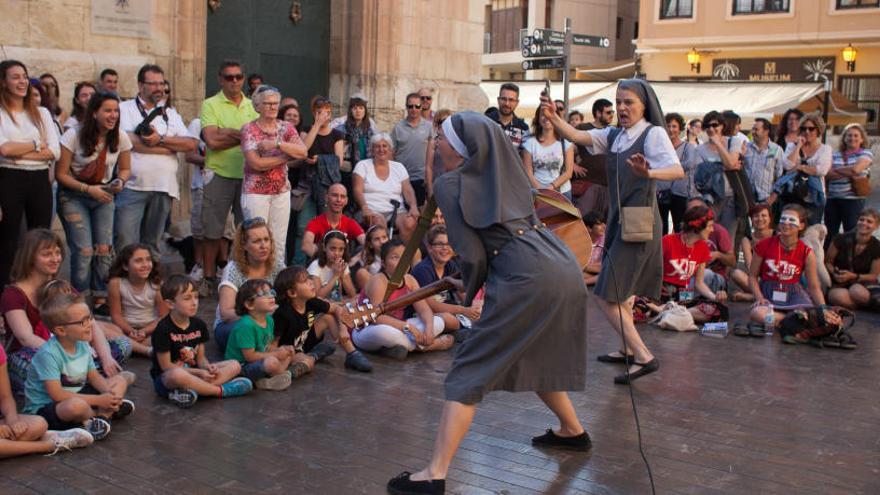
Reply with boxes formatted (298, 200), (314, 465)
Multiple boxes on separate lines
(345, 277), (458, 328)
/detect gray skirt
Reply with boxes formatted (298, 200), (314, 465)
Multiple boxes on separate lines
(444, 228), (588, 404)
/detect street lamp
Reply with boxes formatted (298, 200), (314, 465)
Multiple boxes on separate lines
(687, 48), (701, 74)
(842, 44), (857, 72)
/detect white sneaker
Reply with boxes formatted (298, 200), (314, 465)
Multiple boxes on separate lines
(189, 263), (204, 281)
(44, 428), (94, 455)
(119, 370), (137, 386)
(255, 371), (292, 391)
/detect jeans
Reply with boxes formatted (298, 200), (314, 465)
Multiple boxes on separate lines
(0, 168), (53, 285)
(824, 197), (864, 248)
(57, 188), (115, 295)
(114, 188), (172, 254)
(241, 191), (291, 260)
(292, 197), (319, 265)
(214, 319), (238, 354)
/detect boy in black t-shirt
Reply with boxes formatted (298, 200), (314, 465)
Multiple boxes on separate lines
(273, 266), (372, 373)
(151, 275), (254, 408)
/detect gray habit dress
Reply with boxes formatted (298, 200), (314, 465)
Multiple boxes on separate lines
(593, 126), (663, 302)
(435, 112), (587, 405)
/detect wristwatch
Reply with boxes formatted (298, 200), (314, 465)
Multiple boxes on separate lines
(158, 135), (166, 146)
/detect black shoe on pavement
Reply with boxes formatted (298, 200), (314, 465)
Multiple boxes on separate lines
(387, 471), (445, 495)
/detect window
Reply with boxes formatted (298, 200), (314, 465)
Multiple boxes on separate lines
(660, 0), (693, 19)
(616, 16), (622, 39)
(634, 21), (639, 38)
(838, 76), (880, 135)
(732, 0), (790, 14)
(836, 0), (879, 8)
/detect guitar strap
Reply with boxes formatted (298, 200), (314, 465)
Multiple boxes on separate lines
(383, 196), (438, 302)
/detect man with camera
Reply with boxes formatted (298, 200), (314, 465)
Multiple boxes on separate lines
(117, 64), (197, 253)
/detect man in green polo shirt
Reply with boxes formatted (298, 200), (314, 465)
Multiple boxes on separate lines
(199, 60), (259, 290)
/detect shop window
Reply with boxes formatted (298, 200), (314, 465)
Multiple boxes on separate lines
(839, 76), (880, 135)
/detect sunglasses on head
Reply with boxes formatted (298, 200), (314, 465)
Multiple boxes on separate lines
(242, 217), (266, 229)
(222, 73), (245, 82)
(406, 104), (421, 109)
(420, 95), (432, 101)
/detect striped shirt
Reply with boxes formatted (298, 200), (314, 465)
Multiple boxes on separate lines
(743, 140), (783, 202)
(828, 149), (873, 199)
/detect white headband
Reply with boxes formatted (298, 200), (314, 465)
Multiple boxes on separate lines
(441, 117), (468, 158)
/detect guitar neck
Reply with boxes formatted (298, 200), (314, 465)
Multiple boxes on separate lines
(379, 278), (456, 315)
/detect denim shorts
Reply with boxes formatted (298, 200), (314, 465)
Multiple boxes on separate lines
(240, 360), (268, 381)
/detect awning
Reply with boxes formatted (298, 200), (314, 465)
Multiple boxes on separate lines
(574, 59), (636, 81)
(794, 89), (868, 127)
(479, 81), (614, 117)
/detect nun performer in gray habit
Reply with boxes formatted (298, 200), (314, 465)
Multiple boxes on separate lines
(387, 111), (589, 495)
(542, 79), (684, 385)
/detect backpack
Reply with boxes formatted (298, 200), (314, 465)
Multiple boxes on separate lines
(778, 306), (857, 349)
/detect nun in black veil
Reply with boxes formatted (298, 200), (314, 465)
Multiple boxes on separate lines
(387, 111), (590, 495)
(541, 79), (685, 385)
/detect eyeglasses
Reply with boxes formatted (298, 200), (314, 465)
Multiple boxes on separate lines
(799, 126), (818, 133)
(778, 214), (801, 226)
(420, 95), (432, 101)
(242, 217), (267, 229)
(431, 242), (451, 249)
(222, 73), (245, 82)
(406, 104), (421, 109)
(254, 289), (276, 298)
(58, 314), (94, 329)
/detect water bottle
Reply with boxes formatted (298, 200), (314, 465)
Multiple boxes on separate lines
(763, 304), (775, 336)
(700, 322), (728, 338)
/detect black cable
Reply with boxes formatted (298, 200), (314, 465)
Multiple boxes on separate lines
(603, 250), (657, 495)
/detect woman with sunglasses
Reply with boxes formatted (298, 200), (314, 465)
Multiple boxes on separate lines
(748, 204), (826, 331)
(695, 111), (748, 236)
(779, 113), (831, 225)
(213, 217), (286, 353)
(240, 85), (308, 262)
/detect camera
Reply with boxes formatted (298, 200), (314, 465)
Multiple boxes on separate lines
(134, 106), (166, 137)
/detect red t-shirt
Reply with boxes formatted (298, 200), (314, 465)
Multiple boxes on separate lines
(305, 213), (364, 243)
(0, 345), (6, 366)
(662, 234), (712, 287)
(706, 224), (733, 277)
(0, 285), (51, 354)
(754, 236), (811, 284)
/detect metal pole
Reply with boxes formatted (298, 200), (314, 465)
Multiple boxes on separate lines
(821, 79), (832, 144)
(563, 17), (571, 112)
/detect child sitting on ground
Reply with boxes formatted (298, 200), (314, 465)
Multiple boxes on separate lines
(151, 274), (253, 408)
(582, 212), (606, 286)
(108, 244), (168, 356)
(1, 341), (93, 457)
(308, 230), (357, 302)
(24, 293), (135, 441)
(273, 266), (372, 374)
(224, 279), (295, 391)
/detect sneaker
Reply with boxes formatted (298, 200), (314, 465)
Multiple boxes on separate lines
(220, 377), (254, 398)
(379, 345), (408, 361)
(255, 371), (292, 391)
(84, 417), (111, 441)
(44, 428), (94, 455)
(307, 340), (336, 362)
(189, 263), (204, 282)
(168, 388), (199, 409)
(111, 399), (135, 420)
(344, 350), (373, 372)
(198, 277), (217, 298)
(119, 370), (137, 386)
(290, 361), (311, 379)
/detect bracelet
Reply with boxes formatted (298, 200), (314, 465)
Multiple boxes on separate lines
(80, 183), (88, 193)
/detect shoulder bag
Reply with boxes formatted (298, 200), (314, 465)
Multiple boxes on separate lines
(72, 143), (110, 185)
(847, 152), (871, 197)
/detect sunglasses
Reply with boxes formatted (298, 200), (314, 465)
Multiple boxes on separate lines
(799, 126), (817, 133)
(420, 95), (432, 101)
(254, 288), (277, 299)
(778, 214), (801, 226)
(222, 73), (245, 82)
(406, 104), (421, 109)
(707, 122), (721, 128)
(242, 217), (267, 229)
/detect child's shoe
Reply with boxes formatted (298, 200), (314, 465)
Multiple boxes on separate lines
(220, 377), (254, 397)
(168, 389), (198, 408)
(112, 399), (135, 419)
(307, 340), (336, 362)
(290, 362), (311, 379)
(44, 428), (94, 455)
(84, 417), (111, 441)
(119, 370), (137, 385)
(255, 371), (292, 391)
(344, 350), (373, 372)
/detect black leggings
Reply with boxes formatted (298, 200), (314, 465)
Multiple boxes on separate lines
(0, 168), (53, 285)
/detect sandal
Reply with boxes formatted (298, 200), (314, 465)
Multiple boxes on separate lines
(835, 332), (858, 350)
(747, 323), (766, 338)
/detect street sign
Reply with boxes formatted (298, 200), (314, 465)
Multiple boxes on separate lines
(522, 57), (565, 71)
(522, 43), (564, 58)
(532, 28), (565, 45)
(572, 34), (610, 48)
(521, 35), (533, 48)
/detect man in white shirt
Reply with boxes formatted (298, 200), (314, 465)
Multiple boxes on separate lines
(116, 64), (197, 253)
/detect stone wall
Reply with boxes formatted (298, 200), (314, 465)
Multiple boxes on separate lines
(329, 0), (488, 130)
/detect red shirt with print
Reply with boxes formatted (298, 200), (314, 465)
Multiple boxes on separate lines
(754, 236), (811, 284)
(662, 234), (711, 287)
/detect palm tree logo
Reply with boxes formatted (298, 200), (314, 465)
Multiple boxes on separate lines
(713, 60), (740, 80)
(803, 59), (832, 82)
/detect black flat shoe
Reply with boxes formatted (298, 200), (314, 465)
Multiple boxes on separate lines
(614, 358), (660, 385)
(387, 471), (445, 495)
(531, 428), (592, 451)
(596, 351), (633, 364)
